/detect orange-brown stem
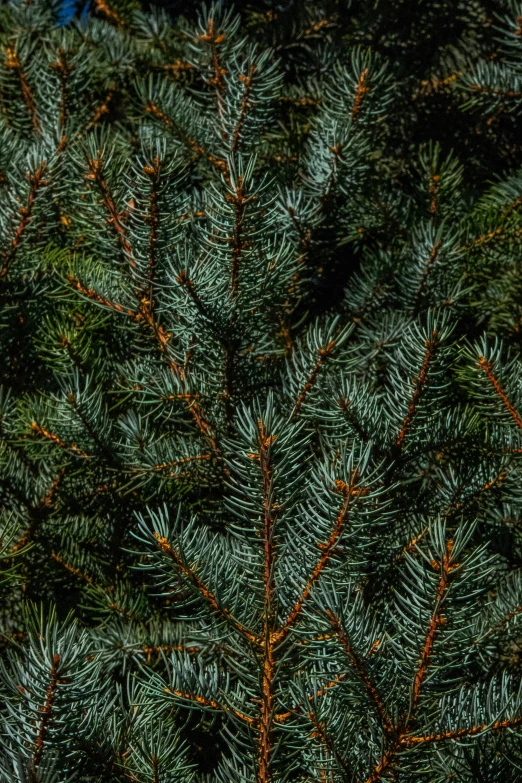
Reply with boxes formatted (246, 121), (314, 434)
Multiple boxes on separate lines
(395, 330), (438, 447)
(143, 157), (160, 283)
(309, 712), (353, 780)
(33, 654), (61, 767)
(293, 340), (337, 416)
(362, 539), (455, 783)
(229, 175), (247, 298)
(66, 275), (138, 318)
(275, 472), (367, 644)
(51, 552), (93, 584)
(165, 686), (257, 726)
(257, 418), (278, 783)
(93, 0), (124, 25)
(0, 163), (48, 280)
(50, 48), (72, 127)
(404, 716), (522, 747)
(86, 156), (135, 266)
(352, 68), (370, 123)
(232, 66), (256, 153)
(30, 422), (89, 459)
(477, 356), (522, 431)
(85, 91), (113, 133)
(6, 44), (40, 134)
(327, 610), (393, 735)
(145, 101), (228, 177)
(153, 532), (257, 644)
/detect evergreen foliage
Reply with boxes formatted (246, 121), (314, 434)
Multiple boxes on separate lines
(2, 1), (522, 781)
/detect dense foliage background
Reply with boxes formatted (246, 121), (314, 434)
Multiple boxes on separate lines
(2, 1), (522, 781)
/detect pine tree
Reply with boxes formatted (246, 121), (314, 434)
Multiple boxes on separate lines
(1, 1), (522, 781)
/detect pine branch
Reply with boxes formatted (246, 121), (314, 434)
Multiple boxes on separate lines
(232, 66), (256, 153)
(32, 653), (61, 768)
(477, 355), (522, 431)
(50, 49), (72, 129)
(5, 44), (40, 135)
(93, 0), (125, 27)
(326, 610), (393, 736)
(228, 176), (247, 299)
(51, 552), (94, 584)
(309, 713), (354, 781)
(362, 539), (459, 783)
(165, 685), (257, 726)
(257, 417), (278, 783)
(152, 532), (258, 644)
(403, 716), (522, 746)
(86, 155), (135, 267)
(274, 472), (367, 644)
(29, 422), (90, 459)
(412, 242), (441, 317)
(84, 91), (113, 135)
(145, 101), (229, 177)
(351, 68), (370, 123)
(65, 275), (138, 317)
(0, 163), (49, 281)
(292, 339), (337, 417)
(395, 329), (439, 448)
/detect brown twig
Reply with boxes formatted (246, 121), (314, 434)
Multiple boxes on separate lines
(5, 44), (40, 134)
(232, 66), (256, 153)
(86, 156), (135, 266)
(477, 356), (522, 431)
(257, 418), (278, 783)
(351, 68), (369, 123)
(33, 654), (61, 767)
(395, 330), (439, 448)
(50, 48), (72, 127)
(326, 610), (392, 736)
(0, 163), (48, 281)
(153, 532), (258, 645)
(275, 472), (367, 645)
(293, 340), (337, 416)
(362, 539), (457, 783)
(30, 422), (90, 459)
(92, 0), (125, 26)
(145, 101), (228, 177)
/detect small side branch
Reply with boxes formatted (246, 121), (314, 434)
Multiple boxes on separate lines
(351, 68), (369, 123)
(395, 330), (439, 448)
(51, 552), (93, 584)
(275, 472), (367, 644)
(326, 610), (392, 736)
(153, 532), (257, 644)
(93, 0), (125, 26)
(232, 66), (256, 153)
(30, 422), (90, 459)
(66, 275), (138, 318)
(50, 48), (72, 127)
(412, 242), (441, 317)
(362, 539), (456, 783)
(404, 716), (522, 747)
(33, 654), (61, 768)
(145, 101), (228, 177)
(477, 356), (522, 431)
(0, 163), (48, 280)
(165, 686), (257, 726)
(86, 156), (135, 266)
(293, 340), (337, 416)
(5, 45), (40, 134)
(257, 418), (278, 783)
(228, 175), (246, 298)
